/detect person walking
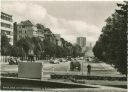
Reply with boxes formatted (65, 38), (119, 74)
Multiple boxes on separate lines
(87, 64), (91, 76)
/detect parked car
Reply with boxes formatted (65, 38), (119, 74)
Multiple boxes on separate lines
(70, 60), (81, 71)
(49, 59), (54, 64)
(53, 59), (60, 64)
(50, 59), (59, 64)
(8, 57), (19, 65)
(62, 58), (67, 62)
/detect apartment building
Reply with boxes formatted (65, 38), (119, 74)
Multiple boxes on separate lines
(54, 34), (63, 46)
(36, 23), (45, 41)
(13, 20), (43, 44)
(1, 12), (13, 45)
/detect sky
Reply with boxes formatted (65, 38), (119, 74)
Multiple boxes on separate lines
(1, 0), (120, 46)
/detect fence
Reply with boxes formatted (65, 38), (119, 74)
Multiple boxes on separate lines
(50, 74), (127, 81)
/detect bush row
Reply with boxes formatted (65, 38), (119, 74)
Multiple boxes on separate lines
(51, 74), (127, 81)
(1, 73), (18, 77)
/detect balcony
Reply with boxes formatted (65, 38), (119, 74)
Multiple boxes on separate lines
(0, 19), (13, 24)
(1, 26), (13, 32)
(6, 35), (13, 39)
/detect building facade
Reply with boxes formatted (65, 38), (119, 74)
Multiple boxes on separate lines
(36, 24), (45, 41)
(54, 34), (63, 46)
(77, 37), (86, 53)
(13, 20), (45, 44)
(1, 12), (13, 45)
(13, 20), (58, 45)
(16, 20), (38, 41)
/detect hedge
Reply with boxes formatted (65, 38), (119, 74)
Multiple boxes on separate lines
(51, 74), (127, 81)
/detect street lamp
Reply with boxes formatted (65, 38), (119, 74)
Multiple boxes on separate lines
(41, 50), (45, 60)
(81, 50), (87, 75)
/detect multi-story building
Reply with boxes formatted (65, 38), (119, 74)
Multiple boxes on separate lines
(54, 34), (63, 46)
(14, 20), (58, 45)
(77, 37), (86, 53)
(15, 20), (38, 40)
(1, 12), (13, 45)
(13, 20), (45, 44)
(36, 24), (45, 41)
(51, 34), (57, 45)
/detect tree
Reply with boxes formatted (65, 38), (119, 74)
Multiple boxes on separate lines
(31, 37), (42, 60)
(16, 37), (33, 54)
(93, 41), (103, 60)
(15, 37), (34, 60)
(93, 2), (127, 76)
(1, 34), (11, 56)
(10, 45), (19, 57)
(72, 44), (82, 57)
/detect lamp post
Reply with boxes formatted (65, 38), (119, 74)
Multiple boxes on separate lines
(82, 50), (87, 75)
(82, 60), (84, 75)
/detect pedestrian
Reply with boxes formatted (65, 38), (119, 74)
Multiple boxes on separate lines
(87, 64), (91, 76)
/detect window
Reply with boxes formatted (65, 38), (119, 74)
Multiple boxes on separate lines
(18, 26), (22, 28)
(8, 38), (11, 42)
(19, 35), (22, 39)
(18, 30), (22, 34)
(1, 14), (12, 22)
(1, 15), (4, 19)
(6, 31), (10, 35)
(1, 30), (10, 35)
(1, 22), (11, 28)
(1, 30), (5, 34)
(22, 25), (25, 28)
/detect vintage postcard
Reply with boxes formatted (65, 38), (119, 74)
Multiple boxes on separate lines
(1, 0), (127, 92)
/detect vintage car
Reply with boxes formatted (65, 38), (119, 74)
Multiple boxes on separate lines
(8, 57), (20, 65)
(70, 60), (81, 71)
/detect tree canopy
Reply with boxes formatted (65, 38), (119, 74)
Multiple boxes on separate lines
(93, 2), (127, 76)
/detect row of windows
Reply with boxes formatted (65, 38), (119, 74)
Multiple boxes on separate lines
(18, 35), (22, 39)
(18, 25), (32, 28)
(18, 25), (25, 28)
(18, 30), (38, 34)
(18, 35), (28, 39)
(18, 30), (27, 34)
(1, 22), (12, 28)
(1, 30), (11, 35)
(1, 15), (12, 22)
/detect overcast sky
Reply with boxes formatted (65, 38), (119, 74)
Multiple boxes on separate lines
(1, 0), (120, 45)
